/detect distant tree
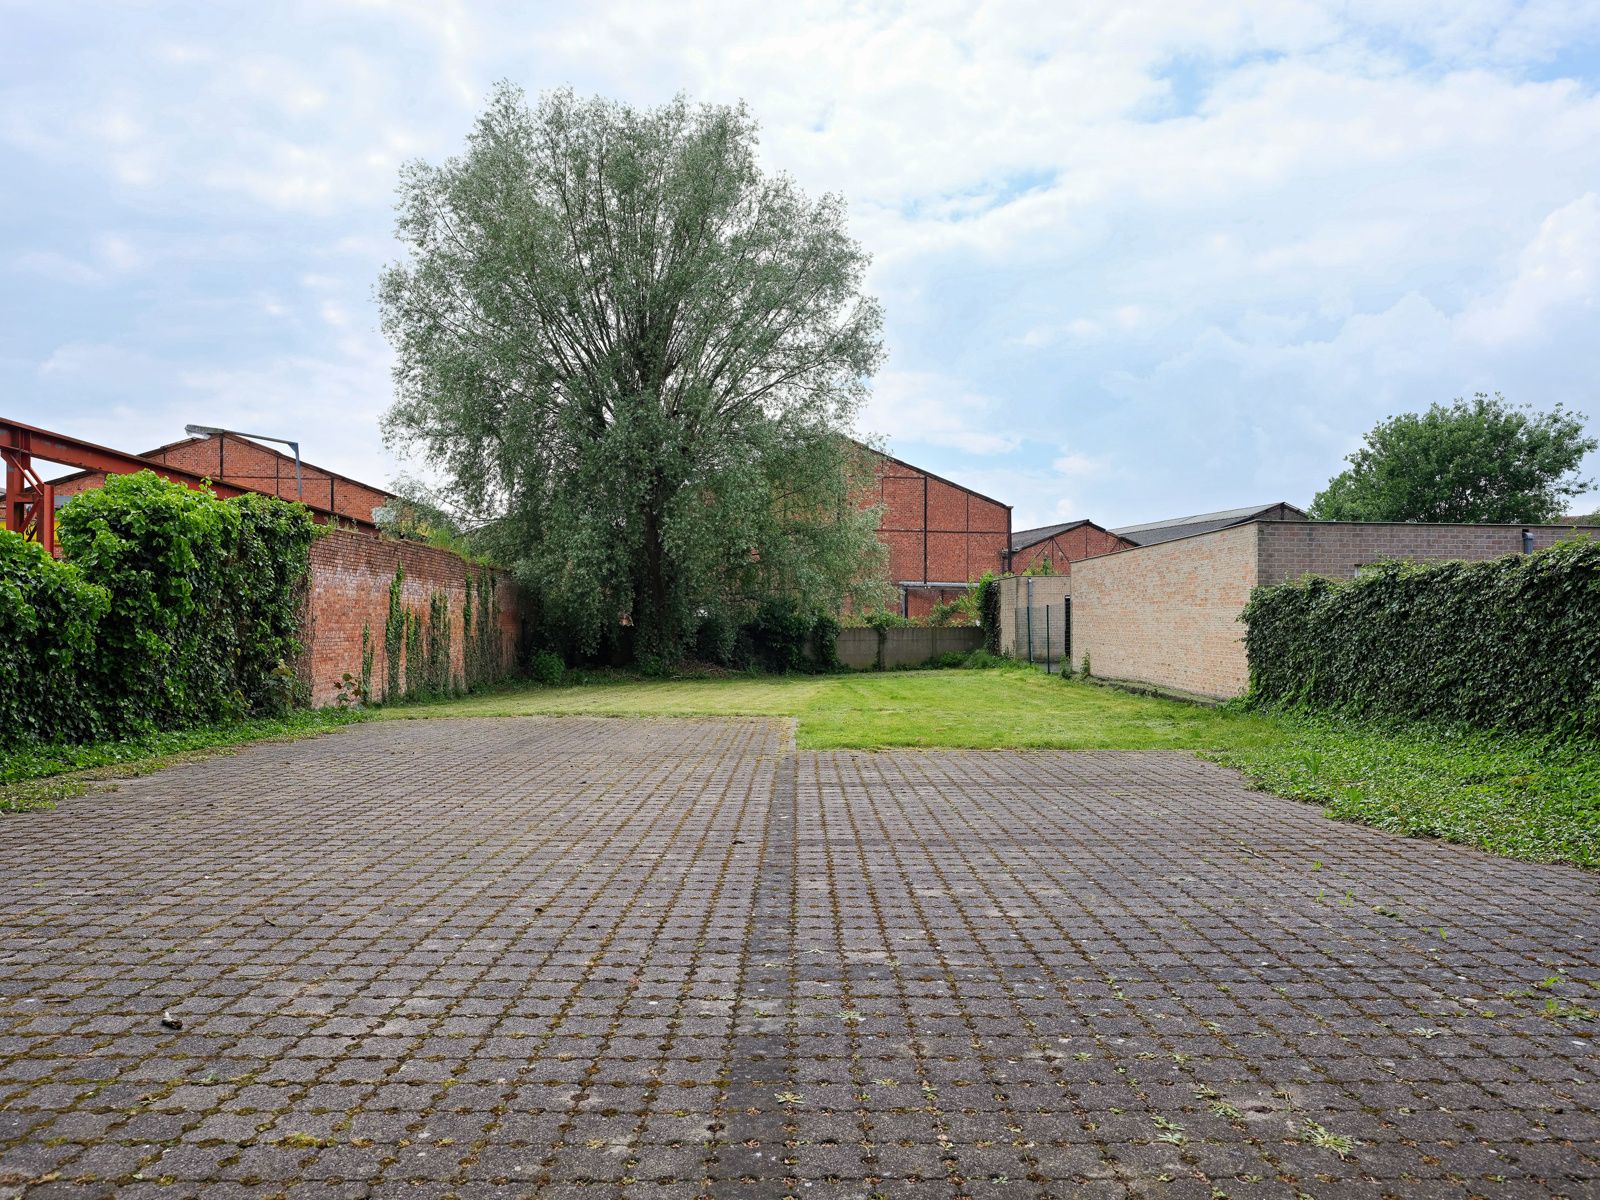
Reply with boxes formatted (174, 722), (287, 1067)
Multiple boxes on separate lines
(1309, 393), (1597, 523)
(379, 84), (887, 663)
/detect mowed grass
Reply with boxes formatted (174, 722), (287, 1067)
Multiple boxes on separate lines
(386, 667), (1599, 867)
(380, 666), (1282, 751)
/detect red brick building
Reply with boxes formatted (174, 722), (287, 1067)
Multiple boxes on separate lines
(50, 430), (393, 526)
(1008, 519), (1134, 575)
(865, 449), (1011, 617)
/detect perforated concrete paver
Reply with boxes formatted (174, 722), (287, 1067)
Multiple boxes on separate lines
(0, 718), (1596, 1199)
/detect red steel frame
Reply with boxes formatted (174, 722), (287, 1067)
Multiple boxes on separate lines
(1, 417), (373, 556)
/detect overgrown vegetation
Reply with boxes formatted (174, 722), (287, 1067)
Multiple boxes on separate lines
(0, 472), (318, 749)
(1243, 538), (1599, 738)
(375, 563), (511, 705)
(1206, 713), (1600, 867)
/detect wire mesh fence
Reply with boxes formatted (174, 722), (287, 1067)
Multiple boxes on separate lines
(1015, 598), (1070, 673)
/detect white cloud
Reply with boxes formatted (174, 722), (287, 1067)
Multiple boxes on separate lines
(862, 369), (1021, 456)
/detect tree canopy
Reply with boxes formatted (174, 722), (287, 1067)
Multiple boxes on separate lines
(379, 85), (887, 663)
(1308, 393), (1597, 524)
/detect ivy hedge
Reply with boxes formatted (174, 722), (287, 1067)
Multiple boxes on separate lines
(0, 471), (320, 748)
(1242, 537), (1599, 738)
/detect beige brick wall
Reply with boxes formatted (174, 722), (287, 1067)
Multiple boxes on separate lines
(1070, 523), (1259, 699)
(1257, 521), (1574, 585)
(1072, 521), (1581, 701)
(997, 574), (1071, 659)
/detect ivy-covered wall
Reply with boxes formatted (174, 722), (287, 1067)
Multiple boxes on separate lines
(1242, 537), (1599, 737)
(302, 531), (522, 706)
(0, 472), (319, 747)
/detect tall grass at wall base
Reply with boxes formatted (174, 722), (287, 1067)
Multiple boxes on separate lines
(1206, 710), (1600, 867)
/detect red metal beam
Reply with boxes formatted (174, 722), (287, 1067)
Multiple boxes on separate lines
(1, 417), (376, 556)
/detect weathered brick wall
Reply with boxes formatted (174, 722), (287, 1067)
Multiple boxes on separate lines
(1071, 523), (1260, 699)
(302, 530), (522, 707)
(1073, 521), (1582, 700)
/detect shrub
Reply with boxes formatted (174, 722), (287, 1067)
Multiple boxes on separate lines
(1242, 537), (1600, 737)
(54, 471), (319, 737)
(0, 532), (109, 744)
(810, 614), (842, 672)
(976, 574), (1001, 654)
(746, 596), (814, 673)
(530, 649), (566, 686)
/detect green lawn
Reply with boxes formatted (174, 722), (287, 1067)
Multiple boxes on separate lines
(385, 667), (1599, 867)
(380, 665), (1282, 751)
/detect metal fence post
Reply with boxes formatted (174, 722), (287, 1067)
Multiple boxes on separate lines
(1044, 605), (1051, 674)
(1026, 604), (1033, 664)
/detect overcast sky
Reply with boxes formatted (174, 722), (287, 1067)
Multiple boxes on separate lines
(4, 1), (1599, 528)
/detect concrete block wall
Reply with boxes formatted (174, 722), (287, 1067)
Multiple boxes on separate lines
(1071, 521), (1583, 701)
(834, 626), (985, 669)
(302, 530), (521, 706)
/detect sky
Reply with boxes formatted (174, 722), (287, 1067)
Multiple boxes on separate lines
(4, 0), (1599, 529)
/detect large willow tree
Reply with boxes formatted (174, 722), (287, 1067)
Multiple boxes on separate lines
(380, 85), (887, 662)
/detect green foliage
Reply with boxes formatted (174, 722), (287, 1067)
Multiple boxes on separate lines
(0, 532), (109, 745)
(379, 84), (887, 665)
(16, 470), (318, 742)
(384, 565), (406, 701)
(976, 573), (1001, 654)
(1021, 557), (1056, 576)
(1206, 712), (1600, 867)
(810, 615), (841, 672)
(404, 609), (425, 699)
(1309, 393), (1597, 523)
(747, 596), (815, 674)
(360, 623), (374, 701)
(425, 589), (452, 695)
(529, 650), (566, 686)
(1242, 538), (1600, 737)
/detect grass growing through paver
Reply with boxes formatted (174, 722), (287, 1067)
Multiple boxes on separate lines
(0, 708), (370, 812)
(387, 667), (1600, 867)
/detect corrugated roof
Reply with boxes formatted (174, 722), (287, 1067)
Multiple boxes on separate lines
(1111, 502), (1307, 546)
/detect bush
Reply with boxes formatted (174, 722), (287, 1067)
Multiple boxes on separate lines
(1242, 537), (1600, 737)
(810, 614), (842, 672)
(746, 597), (814, 673)
(1, 472), (320, 749)
(976, 574), (1001, 654)
(530, 649), (566, 686)
(0, 533), (110, 744)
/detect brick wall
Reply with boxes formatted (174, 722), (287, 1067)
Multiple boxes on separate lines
(997, 574), (1072, 659)
(1256, 521), (1574, 585)
(1072, 521), (1582, 700)
(1009, 524), (1131, 574)
(1071, 523), (1260, 699)
(302, 530), (522, 707)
